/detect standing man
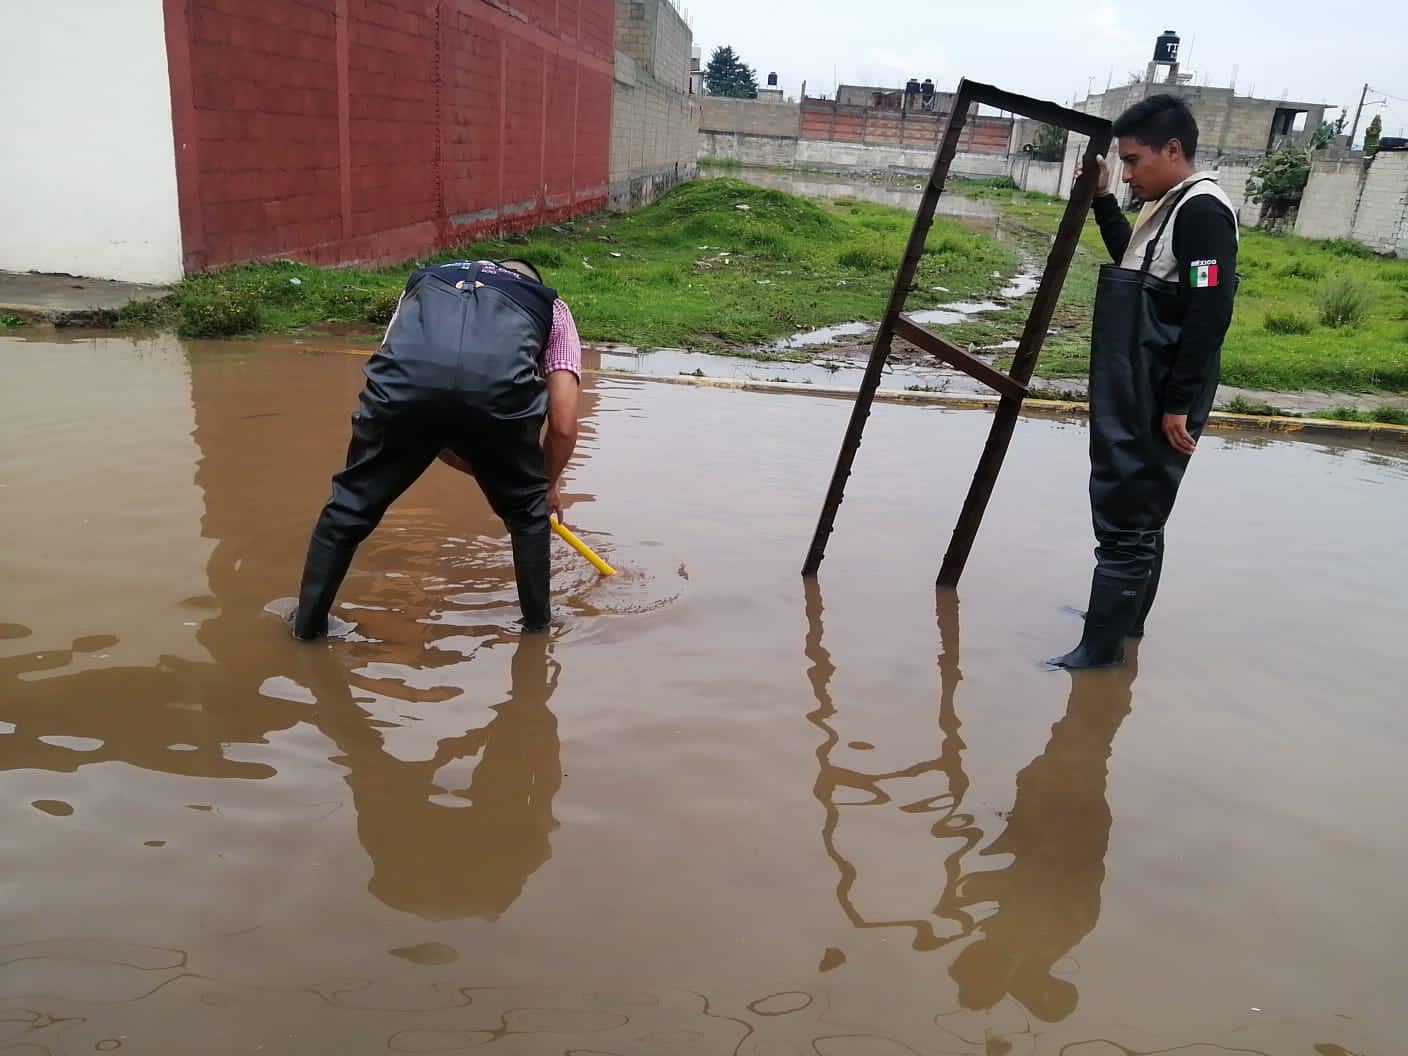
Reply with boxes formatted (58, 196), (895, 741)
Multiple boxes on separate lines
(1052, 95), (1239, 669)
(291, 258), (582, 640)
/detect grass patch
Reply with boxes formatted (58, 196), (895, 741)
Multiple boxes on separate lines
(699, 156), (744, 172)
(953, 175), (1020, 193)
(122, 179), (1016, 352)
(521, 178), (952, 349)
(1278, 260), (1324, 280)
(1262, 310), (1314, 335)
(1220, 396), (1282, 416)
(1323, 238), (1376, 259)
(1308, 405), (1408, 425)
(100, 174), (1404, 395)
(837, 243), (892, 270)
(119, 260), (407, 337)
(948, 183), (1408, 393)
(0, 313), (27, 328)
(1028, 386), (1087, 402)
(1316, 275), (1373, 329)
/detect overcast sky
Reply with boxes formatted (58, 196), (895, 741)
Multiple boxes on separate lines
(687, 0), (1407, 144)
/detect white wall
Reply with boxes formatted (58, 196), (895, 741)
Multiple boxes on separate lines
(1213, 160), (1265, 229)
(0, 0), (183, 284)
(1010, 157), (1063, 196)
(1294, 160), (1364, 241)
(793, 139), (1009, 178)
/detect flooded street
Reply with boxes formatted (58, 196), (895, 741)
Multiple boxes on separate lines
(3, 331), (1407, 1055)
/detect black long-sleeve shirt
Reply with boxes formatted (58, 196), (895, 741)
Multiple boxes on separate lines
(1092, 193), (1239, 415)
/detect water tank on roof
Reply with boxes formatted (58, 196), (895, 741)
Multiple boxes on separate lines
(921, 78), (935, 99)
(1154, 29), (1180, 64)
(767, 72), (778, 87)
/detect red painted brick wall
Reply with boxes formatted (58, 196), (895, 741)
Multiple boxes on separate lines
(800, 100), (1012, 155)
(163, 0), (614, 273)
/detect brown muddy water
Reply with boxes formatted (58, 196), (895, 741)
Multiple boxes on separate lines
(2, 331), (1406, 1056)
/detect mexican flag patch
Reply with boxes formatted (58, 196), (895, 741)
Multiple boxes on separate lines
(1190, 260), (1220, 288)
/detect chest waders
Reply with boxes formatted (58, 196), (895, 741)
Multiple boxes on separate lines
(293, 263), (559, 639)
(1050, 181), (1232, 669)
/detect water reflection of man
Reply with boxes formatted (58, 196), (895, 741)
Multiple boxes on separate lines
(946, 653), (1137, 1021)
(804, 583), (983, 955)
(802, 582), (1135, 1020)
(2, 620), (564, 923)
(0, 631), (300, 781)
(291, 633), (562, 920)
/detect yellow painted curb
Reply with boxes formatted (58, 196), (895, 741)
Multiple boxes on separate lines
(325, 348), (1408, 445)
(585, 368), (1408, 443)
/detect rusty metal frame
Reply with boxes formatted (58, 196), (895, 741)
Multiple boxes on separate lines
(801, 79), (1112, 586)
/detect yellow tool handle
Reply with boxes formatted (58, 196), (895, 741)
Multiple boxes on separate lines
(551, 517), (616, 576)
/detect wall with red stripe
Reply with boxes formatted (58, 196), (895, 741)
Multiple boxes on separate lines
(164, 0), (615, 273)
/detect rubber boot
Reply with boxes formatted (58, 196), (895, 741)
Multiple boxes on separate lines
(1047, 571), (1142, 669)
(1068, 537), (1160, 638)
(510, 529), (552, 632)
(1129, 536), (1164, 638)
(292, 537), (356, 640)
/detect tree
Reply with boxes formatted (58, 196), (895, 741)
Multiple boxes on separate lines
(704, 46), (758, 99)
(1245, 146), (1311, 222)
(1309, 109), (1347, 151)
(1365, 114), (1383, 156)
(1032, 123), (1068, 162)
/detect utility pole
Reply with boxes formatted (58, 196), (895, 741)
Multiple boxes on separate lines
(1348, 82), (1370, 149)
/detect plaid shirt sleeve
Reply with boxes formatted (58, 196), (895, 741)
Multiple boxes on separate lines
(540, 298), (582, 379)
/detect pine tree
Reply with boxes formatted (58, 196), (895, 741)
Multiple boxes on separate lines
(1032, 123), (1068, 162)
(704, 46), (759, 100)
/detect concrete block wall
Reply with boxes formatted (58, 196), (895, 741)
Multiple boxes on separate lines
(166, 0), (616, 273)
(608, 0), (698, 209)
(650, 0), (689, 92)
(610, 75), (699, 207)
(1212, 159), (1265, 228)
(1009, 158), (1063, 197)
(700, 131), (797, 168)
(1057, 133), (1089, 199)
(614, 0), (655, 75)
(1077, 85), (1325, 159)
(795, 140), (1008, 178)
(1289, 153), (1408, 253)
(800, 100), (1011, 155)
(700, 98), (801, 138)
(1351, 152), (1408, 256)
(1008, 117), (1041, 155)
(1295, 160), (1364, 240)
(614, 0), (686, 88)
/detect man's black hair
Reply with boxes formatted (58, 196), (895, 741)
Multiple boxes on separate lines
(1112, 94), (1199, 159)
(497, 258), (543, 283)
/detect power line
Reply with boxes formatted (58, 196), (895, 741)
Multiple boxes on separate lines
(1368, 87), (1408, 106)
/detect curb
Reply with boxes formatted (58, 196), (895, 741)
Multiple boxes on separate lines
(0, 305), (120, 328)
(584, 368), (1408, 444)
